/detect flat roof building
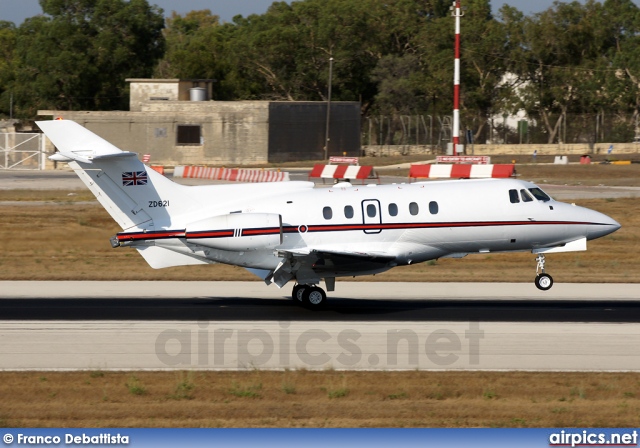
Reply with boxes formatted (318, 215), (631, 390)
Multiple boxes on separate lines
(39, 79), (361, 166)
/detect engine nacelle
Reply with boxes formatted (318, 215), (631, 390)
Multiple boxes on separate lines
(185, 213), (282, 251)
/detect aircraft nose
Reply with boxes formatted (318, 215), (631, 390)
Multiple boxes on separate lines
(586, 210), (621, 240)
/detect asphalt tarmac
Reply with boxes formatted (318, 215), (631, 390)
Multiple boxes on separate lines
(1, 282), (639, 371)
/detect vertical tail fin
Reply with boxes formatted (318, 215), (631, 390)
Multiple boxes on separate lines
(37, 120), (197, 231)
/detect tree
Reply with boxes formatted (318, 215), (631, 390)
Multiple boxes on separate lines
(416, 0), (508, 142)
(8, 0), (165, 117)
(502, 0), (640, 143)
(0, 21), (17, 117)
(222, 0), (429, 108)
(154, 10), (244, 100)
(599, 0), (640, 121)
(371, 54), (427, 115)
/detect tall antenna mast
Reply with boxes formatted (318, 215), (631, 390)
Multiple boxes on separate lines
(451, 0), (464, 154)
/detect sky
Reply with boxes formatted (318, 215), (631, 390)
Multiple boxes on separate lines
(0, 0), (618, 26)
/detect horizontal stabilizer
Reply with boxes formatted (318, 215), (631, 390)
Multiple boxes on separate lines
(37, 120), (135, 163)
(136, 246), (212, 269)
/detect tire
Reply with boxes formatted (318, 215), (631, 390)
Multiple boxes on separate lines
(292, 284), (306, 301)
(535, 273), (554, 291)
(302, 286), (326, 308)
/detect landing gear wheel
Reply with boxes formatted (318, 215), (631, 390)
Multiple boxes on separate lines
(535, 273), (554, 291)
(292, 284), (306, 301)
(302, 286), (326, 308)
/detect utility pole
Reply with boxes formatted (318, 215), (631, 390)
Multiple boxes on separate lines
(451, 1), (464, 154)
(324, 57), (334, 161)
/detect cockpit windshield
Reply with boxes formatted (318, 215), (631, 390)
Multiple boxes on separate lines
(528, 187), (552, 202)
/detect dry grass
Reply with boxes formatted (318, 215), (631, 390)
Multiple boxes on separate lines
(0, 189), (96, 203)
(0, 197), (635, 282)
(516, 163), (640, 187)
(0, 371), (639, 427)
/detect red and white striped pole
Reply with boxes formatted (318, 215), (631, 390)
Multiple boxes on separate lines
(451, 0), (464, 153)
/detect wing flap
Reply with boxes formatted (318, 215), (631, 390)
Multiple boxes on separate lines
(280, 248), (397, 275)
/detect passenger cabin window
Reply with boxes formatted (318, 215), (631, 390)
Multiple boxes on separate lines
(409, 202), (419, 216)
(388, 203), (398, 217)
(529, 187), (551, 202)
(429, 201), (439, 214)
(509, 189), (520, 203)
(366, 204), (377, 218)
(344, 205), (354, 219)
(520, 189), (534, 202)
(323, 206), (333, 220)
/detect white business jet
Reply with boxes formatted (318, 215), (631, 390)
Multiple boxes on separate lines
(38, 120), (620, 308)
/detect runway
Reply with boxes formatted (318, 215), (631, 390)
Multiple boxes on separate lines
(1, 281), (639, 371)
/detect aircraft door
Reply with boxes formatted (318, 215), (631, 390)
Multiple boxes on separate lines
(361, 199), (382, 234)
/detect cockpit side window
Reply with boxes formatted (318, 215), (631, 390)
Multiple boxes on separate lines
(520, 189), (534, 202)
(509, 189), (520, 203)
(528, 187), (552, 202)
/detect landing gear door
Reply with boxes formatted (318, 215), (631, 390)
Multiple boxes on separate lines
(361, 199), (382, 234)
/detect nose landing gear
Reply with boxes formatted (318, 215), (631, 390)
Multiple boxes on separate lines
(534, 254), (554, 291)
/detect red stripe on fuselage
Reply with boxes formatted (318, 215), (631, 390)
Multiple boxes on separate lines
(186, 230), (234, 239)
(242, 227), (282, 236)
(116, 220), (605, 243)
(116, 230), (185, 242)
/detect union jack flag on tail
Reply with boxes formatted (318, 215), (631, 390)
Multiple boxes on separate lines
(122, 171), (148, 186)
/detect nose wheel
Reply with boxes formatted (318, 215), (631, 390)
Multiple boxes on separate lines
(534, 254), (554, 291)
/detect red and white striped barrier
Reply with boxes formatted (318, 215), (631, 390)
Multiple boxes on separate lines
(308, 164), (379, 183)
(436, 155), (490, 164)
(174, 166), (290, 182)
(409, 164), (515, 181)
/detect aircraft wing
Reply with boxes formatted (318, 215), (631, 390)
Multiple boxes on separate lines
(268, 248), (397, 287)
(286, 248), (396, 272)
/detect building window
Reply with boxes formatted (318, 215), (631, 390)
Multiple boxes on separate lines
(388, 203), (398, 217)
(323, 206), (333, 220)
(409, 202), (419, 216)
(177, 125), (202, 145)
(429, 201), (439, 214)
(344, 205), (354, 219)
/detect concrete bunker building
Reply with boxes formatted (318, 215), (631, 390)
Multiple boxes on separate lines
(39, 79), (361, 166)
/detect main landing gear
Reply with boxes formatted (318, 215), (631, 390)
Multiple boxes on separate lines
(534, 254), (554, 291)
(291, 283), (327, 308)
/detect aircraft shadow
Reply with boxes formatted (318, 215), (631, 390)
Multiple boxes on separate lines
(1, 297), (640, 323)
